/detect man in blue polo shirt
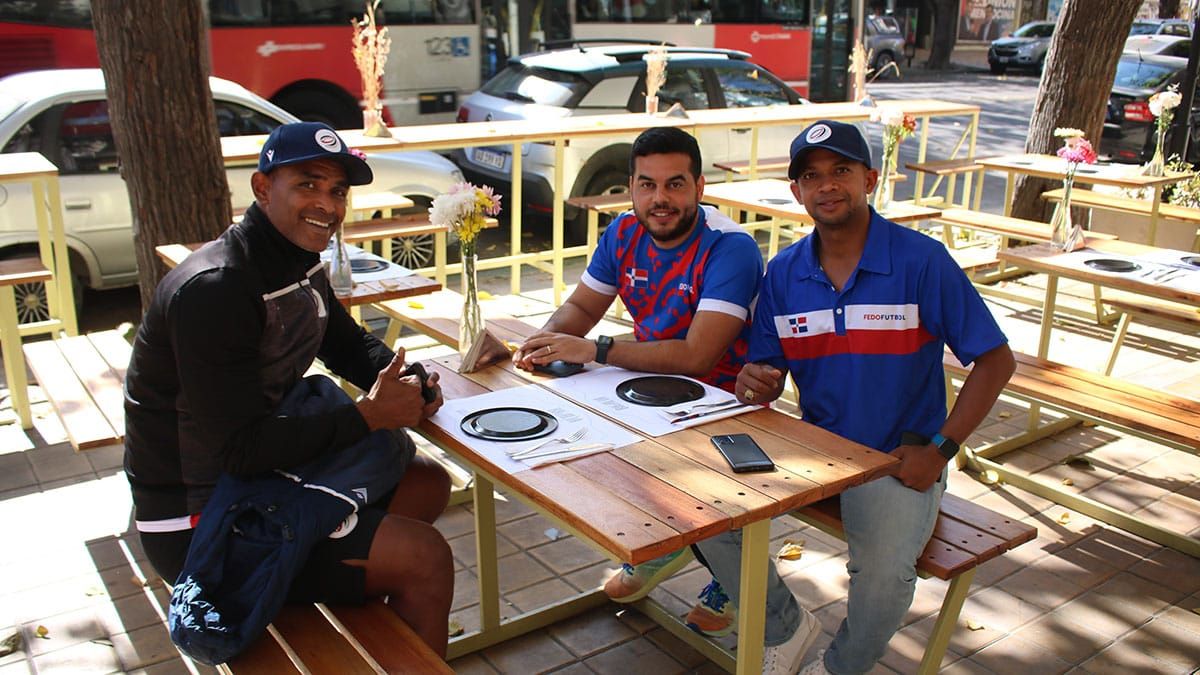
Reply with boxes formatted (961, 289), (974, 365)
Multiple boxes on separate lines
(717, 120), (1015, 674)
(513, 126), (765, 638)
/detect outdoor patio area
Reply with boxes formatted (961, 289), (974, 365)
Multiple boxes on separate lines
(0, 268), (1197, 674)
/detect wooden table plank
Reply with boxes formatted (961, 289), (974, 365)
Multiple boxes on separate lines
(263, 604), (377, 674)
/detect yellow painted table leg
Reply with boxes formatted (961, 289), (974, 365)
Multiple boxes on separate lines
(510, 143), (523, 296)
(0, 287), (32, 428)
(473, 472), (501, 633)
(735, 519), (770, 675)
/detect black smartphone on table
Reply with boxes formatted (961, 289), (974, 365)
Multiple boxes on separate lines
(710, 433), (775, 473)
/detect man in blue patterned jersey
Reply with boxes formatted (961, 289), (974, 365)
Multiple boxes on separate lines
(512, 125), (765, 638)
(724, 120), (1015, 674)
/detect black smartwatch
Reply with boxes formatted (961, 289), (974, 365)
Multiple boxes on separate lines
(930, 433), (959, 460)
(594, 335), (614, 364)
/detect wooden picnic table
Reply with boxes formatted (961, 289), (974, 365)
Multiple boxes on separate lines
(154, 242), (441, 308)
(421, 329), (897, 674)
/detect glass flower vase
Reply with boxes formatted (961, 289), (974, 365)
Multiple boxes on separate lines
(645, 95), (659, 115)
(874, 148), (895, 212)
(1049, 174), (1084, 252)
(329, 226), (353, 297)
(1143, 126), (1166, 177)
(459, 240), (484, 357)
(362, 102), (392, 138)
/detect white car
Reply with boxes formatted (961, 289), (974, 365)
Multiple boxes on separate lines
(451, 43), (808, 240)
(1123, 35), (1192, 58)
(0, 69), (463, 321)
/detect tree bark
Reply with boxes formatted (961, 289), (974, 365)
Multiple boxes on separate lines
(1010, 0), (1142, 222)
(925, 0), (959, 69)
(91, 0), (231, 311)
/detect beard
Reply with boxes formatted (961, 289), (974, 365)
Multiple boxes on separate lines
(635, 201), (699, 244)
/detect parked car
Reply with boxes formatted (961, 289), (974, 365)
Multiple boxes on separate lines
(1128, 18), (1191, 37)
(451, 43), (807, 239)
(865, 15), (906, 79)
(987, 20), (1055, 74)
(0, 69), (463, 320)
(1123, 35), (1192, 58)
(1100, 54), (1200, 164)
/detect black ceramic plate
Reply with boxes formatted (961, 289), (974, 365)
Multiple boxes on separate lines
(758, 197), (792, 205)
(1182, 256), (1200, 267)
(1075, 167), (1098, 174)
(616, 376), (705, 407)
(351, 259), (389, 274)
(1084, 258), (1140, 273)
(461, 407), (558, 441)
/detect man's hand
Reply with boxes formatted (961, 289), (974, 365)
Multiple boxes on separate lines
(890, 443), (947, 492)
(512, 331), (596, 371)
(736, 362), (785, 405)
(357, 349), (439, 431)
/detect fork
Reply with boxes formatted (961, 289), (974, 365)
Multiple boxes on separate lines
(667, 399), (742, 417)
(507, 428), (586, 458)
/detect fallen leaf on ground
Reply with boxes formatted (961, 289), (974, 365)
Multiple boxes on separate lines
(35, 626), (49, 639)
(965, 619), (984, 631)
(478, 291), (493, 300)
(84, 586), (106, 597)
(777, 539), (806, 561)
(997, 411), (1013, 419)
(1063, 455), (1092, 469)
(448, 620), (464, 637)
(1061, 478), (1074, 486)
(0, 632), (20, 657)
(90, 638), (113, 647)
(407, 300), (424, 309)
(1058, 512), (1072, 525)
(980, 469), (1000, 485)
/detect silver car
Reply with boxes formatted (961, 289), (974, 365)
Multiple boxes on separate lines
(451, 43), (807, 240)
(987, 21), (1055, 75)
(0, 69), (463, 320)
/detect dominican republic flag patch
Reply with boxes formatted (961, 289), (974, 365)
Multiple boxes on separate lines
(788, 316), (808, 335)
(625, 267), (649, 288)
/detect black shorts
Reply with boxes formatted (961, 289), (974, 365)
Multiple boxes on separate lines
(142, 486), (397, 606)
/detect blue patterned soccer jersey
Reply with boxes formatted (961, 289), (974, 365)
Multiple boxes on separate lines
(581, 206), (762, 390)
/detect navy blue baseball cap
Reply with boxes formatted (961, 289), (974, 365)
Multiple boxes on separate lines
(257, 122), (373, 186)
(787, 120), (873, 179)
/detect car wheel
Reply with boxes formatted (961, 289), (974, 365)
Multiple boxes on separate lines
(990, 62), (1007, 75)
(872, 51), (897, 79)
(0, 250), (85, 324)
(570, 167), (631, 242)
(273, 89), (360, 130)
(387, 197), (436, 270)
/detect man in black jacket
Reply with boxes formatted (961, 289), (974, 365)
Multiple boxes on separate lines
(124, 122), (454, 655)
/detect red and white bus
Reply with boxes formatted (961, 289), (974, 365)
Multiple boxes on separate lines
(570, 0), (851, 101)
(0, 0), (481, 127)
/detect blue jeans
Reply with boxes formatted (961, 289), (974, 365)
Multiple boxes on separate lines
(695, 470), (945, 666)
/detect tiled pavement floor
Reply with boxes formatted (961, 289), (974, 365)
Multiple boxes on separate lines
(0, 271), (1198, 674)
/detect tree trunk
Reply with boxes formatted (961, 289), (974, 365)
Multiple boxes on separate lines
(91, 0), (231, 311)
(925, 0), (959, 69)
(1159, 0), (1181, 19)
(1010, 0), (1142, 223)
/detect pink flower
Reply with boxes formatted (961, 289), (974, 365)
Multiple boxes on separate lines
(1056, 138), (1096, 165)
(477, 184), (503, 216)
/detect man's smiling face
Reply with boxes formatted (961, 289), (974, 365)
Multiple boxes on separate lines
(252, 158), (349, 252)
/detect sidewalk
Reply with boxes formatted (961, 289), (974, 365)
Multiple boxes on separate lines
(1, 250), (1198, 673)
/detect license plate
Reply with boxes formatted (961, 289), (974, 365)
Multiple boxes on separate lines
(473, 148), (508, 170)
(997, 56), (1009, 63)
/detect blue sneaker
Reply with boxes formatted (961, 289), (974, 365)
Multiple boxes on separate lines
(685, 579), (738, 637)
(603, 548), (693, 603)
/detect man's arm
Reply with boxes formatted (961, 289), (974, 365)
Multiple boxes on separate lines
(892, 342), (1015, 491)
(512, 283), (611, 368)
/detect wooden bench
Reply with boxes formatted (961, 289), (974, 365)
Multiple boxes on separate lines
(22, 329), (130, 451)
(1101, 291), (1200, 375)
(906, 157), (990, 209)
(220, 599), (451, 674)
(943, 349), (1200, 556)
(715, 157), (907, 184)
(793, 492), (1035, 674)
(1041, 187), (1200, 250)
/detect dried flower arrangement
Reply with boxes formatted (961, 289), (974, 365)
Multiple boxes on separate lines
(351, 0), (391, 136)
(643, 45), (668, 114)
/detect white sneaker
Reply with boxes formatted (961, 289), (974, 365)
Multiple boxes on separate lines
(798, 649), (831, 675)
(761, 607), (820, 675)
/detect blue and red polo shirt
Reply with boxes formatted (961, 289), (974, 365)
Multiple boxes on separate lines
(747, 209), (1007, 453)
(581, 205), (762, 391)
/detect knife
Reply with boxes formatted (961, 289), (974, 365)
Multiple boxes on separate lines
(670, 403), (754, 424)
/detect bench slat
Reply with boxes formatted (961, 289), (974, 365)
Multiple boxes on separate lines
(937, 493), (1037, 550)
(1103, 291), (1200, 327)
(269, 604), (380, 674)
(327, 601), (453, 675)
(1042, 187), (1200, 224)
(905, 157), (988, 176)
(23, 339), (121, 450)
(59, 333), (128, 438)
(219, 627), (303, 674)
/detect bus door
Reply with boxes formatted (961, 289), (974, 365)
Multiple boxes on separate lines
(808, 0), (851, 102)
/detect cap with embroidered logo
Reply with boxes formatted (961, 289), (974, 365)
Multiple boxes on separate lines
(257, 122), (373, 186)
(787, 120), (873, 179)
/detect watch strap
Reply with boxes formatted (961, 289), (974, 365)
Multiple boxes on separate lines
(930, 432), (959, 460)
(595, 335), (613, 364)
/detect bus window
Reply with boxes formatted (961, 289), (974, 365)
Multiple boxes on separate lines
(0, 0), (92, 27)
(209, 0), (267, 25)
